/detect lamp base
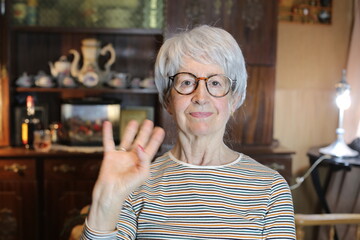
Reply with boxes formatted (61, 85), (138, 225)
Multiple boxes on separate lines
(319, 139), (359, 157)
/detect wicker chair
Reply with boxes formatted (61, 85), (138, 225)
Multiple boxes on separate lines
(295, 213), (360, 240)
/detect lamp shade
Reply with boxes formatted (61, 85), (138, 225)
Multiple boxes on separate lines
(319, 69), (359, 157)
(335, 70), (351, 110)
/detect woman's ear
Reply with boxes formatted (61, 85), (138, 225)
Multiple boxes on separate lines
(163, 89), (173, 115)
(165, 99), (173, 115)
(230, 95), (241, 113)
(166, 106), (172, 115)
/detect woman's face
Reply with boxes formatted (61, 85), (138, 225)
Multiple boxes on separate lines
(167, 57), (235, 139)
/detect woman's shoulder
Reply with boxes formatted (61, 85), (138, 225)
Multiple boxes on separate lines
(234, 153), (283, 178)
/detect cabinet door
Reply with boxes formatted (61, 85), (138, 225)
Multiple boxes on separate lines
(43, 158), (101, 240)
(0, 159), (37, 240)
(226, 65), (275, 145)
(165, 0), (277, 65)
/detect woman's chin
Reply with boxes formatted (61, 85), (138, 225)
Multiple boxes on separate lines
(187, 124), (220, 137)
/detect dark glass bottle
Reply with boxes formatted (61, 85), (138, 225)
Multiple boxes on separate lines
(21, 95), (40, 149)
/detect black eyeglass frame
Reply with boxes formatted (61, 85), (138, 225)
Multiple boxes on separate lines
(168, 72), (236, 98)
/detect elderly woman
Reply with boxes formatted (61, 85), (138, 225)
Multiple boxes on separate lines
(82, 25), (295, 239)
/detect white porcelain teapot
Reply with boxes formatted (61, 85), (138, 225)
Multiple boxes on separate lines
(69, 38), (116, 87)
(49, 56), (71, 77)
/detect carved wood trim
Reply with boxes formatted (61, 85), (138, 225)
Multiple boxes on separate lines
(0, 208), (18, 239)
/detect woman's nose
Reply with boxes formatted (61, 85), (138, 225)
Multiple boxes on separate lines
(191, 80), (209, 104)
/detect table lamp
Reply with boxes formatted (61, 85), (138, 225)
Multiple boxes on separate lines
(319, 69), (359, 157)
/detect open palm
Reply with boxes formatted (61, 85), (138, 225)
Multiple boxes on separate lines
(97, 119), (165, 195)
(87, 119), (165, 231)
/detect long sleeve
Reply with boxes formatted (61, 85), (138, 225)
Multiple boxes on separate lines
(263, 173), (296, 239)
(80, 197), (139, 240)
(80, 218), (117, 240)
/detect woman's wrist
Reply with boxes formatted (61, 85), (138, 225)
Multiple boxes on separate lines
(86, 202), (120, 231)
(87, 184), (127, 231)
(85, 218), (117, 234)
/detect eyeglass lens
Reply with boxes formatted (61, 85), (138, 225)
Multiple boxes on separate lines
(172, 73), (231, 97)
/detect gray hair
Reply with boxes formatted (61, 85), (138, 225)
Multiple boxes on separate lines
(154, 25), (247, 109)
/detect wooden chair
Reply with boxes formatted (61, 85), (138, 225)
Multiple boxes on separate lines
(68, 205), (90, 240)
(295, 214), (360, 240)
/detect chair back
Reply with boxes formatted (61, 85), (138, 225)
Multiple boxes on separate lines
(295, 214), (360, 240)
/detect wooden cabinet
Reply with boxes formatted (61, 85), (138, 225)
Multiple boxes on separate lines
(8, 29), (163, 146)
(0, 158), (37, 240)
(43, 158), (101, 239)
(2, 3), (163, 147)
(0, 149), (103, 240)
(3, 0), (284, 150)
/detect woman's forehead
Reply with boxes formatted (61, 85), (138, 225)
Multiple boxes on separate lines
(178, 57), (225, 75)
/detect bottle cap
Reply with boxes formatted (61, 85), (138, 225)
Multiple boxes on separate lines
(26, 95), (35, 116)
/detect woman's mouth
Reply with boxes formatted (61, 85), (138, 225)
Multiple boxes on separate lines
(189, 112), (213, 118)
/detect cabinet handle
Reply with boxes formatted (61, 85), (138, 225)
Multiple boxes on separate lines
(4, 163), (27, 174)
(53, 164), (76, 173)
(267, 162), (285, 171)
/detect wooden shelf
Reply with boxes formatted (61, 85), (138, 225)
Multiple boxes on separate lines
(10, 26), (163, 35)
(15, 87), (158, 95)
(278, 1), (332, 25)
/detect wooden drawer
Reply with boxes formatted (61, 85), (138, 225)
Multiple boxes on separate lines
(0, 159), (36, 180)
(44, 158), (101, 180)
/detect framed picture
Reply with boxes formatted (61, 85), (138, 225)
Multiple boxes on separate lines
(120, 106), (154, 139)
(61, 100), (121, 146)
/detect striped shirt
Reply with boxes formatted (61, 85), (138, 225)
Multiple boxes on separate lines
(82, 151), (295, 239)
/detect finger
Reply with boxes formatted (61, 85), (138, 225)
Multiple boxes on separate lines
(143, 127), (165, 157)
(119, 120), (139, 150)
(134, 120), (154, 148)
(136, 144), (149, 169)
(102, 121), (116, 152)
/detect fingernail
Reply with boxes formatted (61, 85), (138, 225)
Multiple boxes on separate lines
(138, 144), (145, 152)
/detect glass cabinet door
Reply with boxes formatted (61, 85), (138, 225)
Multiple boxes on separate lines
(10, 0), (164, 29)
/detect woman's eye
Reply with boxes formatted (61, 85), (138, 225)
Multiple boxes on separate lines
(181, 80), (194, 86)
(209, 80), (221, 87)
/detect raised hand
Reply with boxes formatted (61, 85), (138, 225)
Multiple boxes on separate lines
(87, 119), (165, 231)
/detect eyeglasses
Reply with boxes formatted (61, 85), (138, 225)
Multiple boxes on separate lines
(169, 72), (235, 98)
